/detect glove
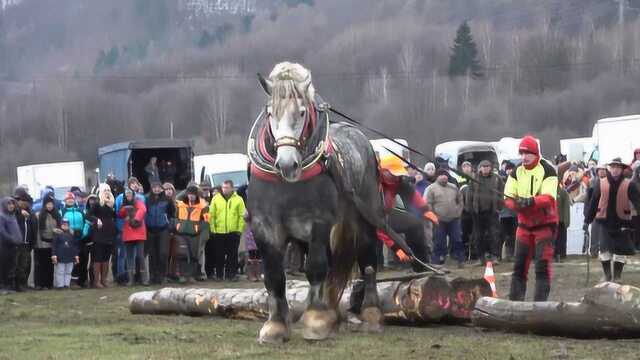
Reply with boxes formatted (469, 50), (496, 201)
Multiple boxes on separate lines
(516, 197), (535, 209)
(423, 211), (439, 226)
(395, 249), (412, 262)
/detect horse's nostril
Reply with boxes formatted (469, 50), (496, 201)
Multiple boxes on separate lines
(292, 161), (300, 170)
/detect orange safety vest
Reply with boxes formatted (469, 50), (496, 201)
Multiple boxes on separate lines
(596, 178), (631, 221)
(175, 199), (208, 235)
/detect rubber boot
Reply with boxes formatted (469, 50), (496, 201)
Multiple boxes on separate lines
(533, 260), (551, 302)
(613, 261), (624, 283)
(601, 260), (612, 282)
(140, 258), (150, 286)
(126, 270), (135, 286)
(101, 263), (110, 288)
(93, 263), (104, 288)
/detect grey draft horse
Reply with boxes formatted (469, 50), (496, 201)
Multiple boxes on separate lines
(247, 62), (385, 343)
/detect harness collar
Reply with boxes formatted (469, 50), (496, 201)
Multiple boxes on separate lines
(248, 102), (333, 182)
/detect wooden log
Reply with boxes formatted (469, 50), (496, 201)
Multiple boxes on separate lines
(472, 282), (640, 338)
(129, 276), (492, 324)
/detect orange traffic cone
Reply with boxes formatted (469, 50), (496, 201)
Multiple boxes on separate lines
(483, 261), (498, 297)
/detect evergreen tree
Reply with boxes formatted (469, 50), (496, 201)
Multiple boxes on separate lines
(448, 21), (483, 78)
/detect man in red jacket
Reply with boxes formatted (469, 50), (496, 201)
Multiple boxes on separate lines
(503, 136), (559, 301)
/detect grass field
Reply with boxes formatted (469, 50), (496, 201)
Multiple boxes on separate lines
(1, 257), (639, 360)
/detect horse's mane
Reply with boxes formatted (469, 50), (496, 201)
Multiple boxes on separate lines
(268, 62), (316, 118)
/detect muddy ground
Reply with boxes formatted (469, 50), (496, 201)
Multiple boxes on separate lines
(0, 255), (639, 359)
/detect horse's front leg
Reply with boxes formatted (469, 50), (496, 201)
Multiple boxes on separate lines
(301, 222), (338, 341)
(255, 227), (290, 344)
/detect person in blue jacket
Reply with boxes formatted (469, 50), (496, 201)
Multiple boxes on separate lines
(145, 180), (175, 284)
(61, 192), (89, 288)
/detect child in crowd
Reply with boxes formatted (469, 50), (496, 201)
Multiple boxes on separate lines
(51, 219), (79, 289)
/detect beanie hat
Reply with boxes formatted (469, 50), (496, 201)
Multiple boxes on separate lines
(461, 161), (472, 168)
(478, 160), (492, 168)
(436, 168), (449, 177)
(423, 162), (435, 173)
(127, 177), (140, 187)
(13, 187), (33, 204)
(518, 136), (540, 156)
(519, 135), (541, 169)
(186, 184), (200, 195)
(504, 161), (515, 171)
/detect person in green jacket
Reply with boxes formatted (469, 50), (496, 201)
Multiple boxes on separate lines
(208, 180), (246, 281)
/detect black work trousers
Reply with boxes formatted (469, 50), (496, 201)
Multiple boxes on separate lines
(473, 210), (500, 261)
(33, 248), (54, 288)
(15, 245), (31, 289)
(72, 242), (93, 287)
(0, 244), (17, 289)
(388, 209), (428, 272)
(146, 229), (170, 283)
(214, 232), (241, 280)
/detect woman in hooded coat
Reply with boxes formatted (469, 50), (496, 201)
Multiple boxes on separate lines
(35, 196), (61, 289)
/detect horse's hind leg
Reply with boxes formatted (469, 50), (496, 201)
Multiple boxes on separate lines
(301, 222), (338, 341)
(256, 234), (290, 344)
(350, 226), (384, 333)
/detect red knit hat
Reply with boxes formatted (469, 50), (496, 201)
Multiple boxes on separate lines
(519, 135), (540, 156)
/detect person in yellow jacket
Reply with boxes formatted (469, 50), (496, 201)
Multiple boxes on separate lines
(175, 184), (208, 283)
(503, 136), (559, 301)
(208, 180), (246, 282)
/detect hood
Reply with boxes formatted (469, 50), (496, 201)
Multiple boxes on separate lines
(1, 197), (17, 215)
(86, 194), (99, 208)
(39, 187), (54, 201)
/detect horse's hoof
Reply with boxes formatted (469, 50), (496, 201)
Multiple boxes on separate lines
(359, 307), (384, 333)
(258, 320), (290, 344)
(301, 308), (338, 341)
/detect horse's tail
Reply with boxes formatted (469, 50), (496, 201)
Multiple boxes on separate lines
(325, 216), (358, 309)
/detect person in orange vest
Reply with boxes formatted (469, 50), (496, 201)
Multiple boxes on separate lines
(584, 158), (640, 282)
(504, 136), (558, 301)
(174, 184), (209, 284)
(378, 155), (439, 271)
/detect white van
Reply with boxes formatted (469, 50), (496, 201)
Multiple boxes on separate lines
(592, 115), (640, 164)
(194, 153), (249, 188)
(16, 161), (86, 199)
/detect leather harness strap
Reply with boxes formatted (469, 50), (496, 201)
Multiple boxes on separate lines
(247, 102), (333, 182)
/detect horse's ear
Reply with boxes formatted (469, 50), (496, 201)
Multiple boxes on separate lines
(257, 73), (272, 96)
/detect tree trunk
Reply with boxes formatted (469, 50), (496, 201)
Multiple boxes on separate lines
(472, 282), (640, 339)
(129, 276), (492, 324)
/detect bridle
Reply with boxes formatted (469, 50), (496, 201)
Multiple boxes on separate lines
(247, 100), (332, 182)
(267, 102), (317, 152)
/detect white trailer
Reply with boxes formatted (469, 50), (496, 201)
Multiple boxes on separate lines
(592, 114), (640, 164)
(560, 137), (595, 163)
(16, 161), (86, 200)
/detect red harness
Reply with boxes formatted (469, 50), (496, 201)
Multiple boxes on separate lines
(250, 104), (333, 182)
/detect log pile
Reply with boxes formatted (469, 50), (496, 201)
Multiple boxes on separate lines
(472, 282), (640, 338)
(129, 275), (492, 324)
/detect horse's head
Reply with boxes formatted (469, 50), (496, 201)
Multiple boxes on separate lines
(259, 62), (316, 182)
